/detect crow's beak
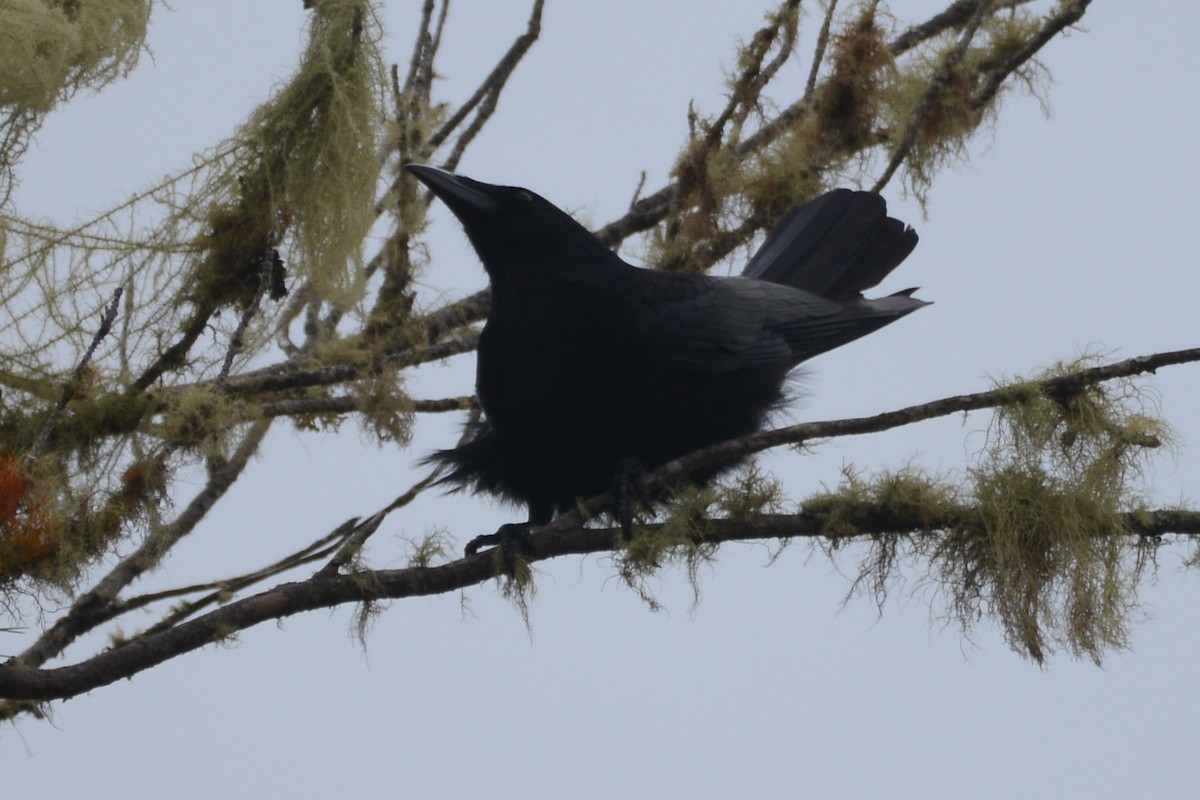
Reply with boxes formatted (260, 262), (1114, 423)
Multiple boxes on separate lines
(406, 164), (500, 216)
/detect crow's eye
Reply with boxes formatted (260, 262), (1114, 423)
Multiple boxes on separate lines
(515, 190), (533, 203)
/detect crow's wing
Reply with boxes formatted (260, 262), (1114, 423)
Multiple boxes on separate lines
(626, 273), (927, 374)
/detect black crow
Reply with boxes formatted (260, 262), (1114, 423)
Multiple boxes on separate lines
(407, 165), (926, 553)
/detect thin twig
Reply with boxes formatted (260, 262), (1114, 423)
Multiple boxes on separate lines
(706, 0), (800, 144)
(216, 232), (277, 386)
(131, 298), (217, 391)
(314, 515), (385, 579)
(803, 0), (839, 103)
(125, 517), (362, 636)
(441, 0), (544, 171)
(26, 287), (123, 460)
(314, 467), (446, 579)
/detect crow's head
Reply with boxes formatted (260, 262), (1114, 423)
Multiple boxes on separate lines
(406, 165), (616, 284)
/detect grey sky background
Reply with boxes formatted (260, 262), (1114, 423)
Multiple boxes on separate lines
(5, 2), (1200, 798)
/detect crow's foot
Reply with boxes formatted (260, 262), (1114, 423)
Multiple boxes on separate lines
(464, 522), (534, 561)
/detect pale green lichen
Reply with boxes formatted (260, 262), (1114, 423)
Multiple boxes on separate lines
(806, 358), (1172, 665)
(0, 0), (151, 202)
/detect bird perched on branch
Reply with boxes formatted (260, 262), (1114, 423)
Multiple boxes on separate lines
(407, 165), (927, 554)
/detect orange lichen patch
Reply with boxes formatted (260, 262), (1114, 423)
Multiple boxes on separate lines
(0, 449), (61, 580)
(64, 363), (102, 402)
(0, 516), (59, 579)
(118, 459), (166, 505)
(0, 449), (24, 528)
(819, 22), (894, 150)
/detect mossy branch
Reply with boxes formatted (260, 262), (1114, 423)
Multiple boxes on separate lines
(596, 347), (1200, 508)
(3, 347), (1197, 706)
(871, 0), (992, 192)
(969, 0), (1092, 112)
(0, 502), (1192, 706)
(11, 420), (271, 670)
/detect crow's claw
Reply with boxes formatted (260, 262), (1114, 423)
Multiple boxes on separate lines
(464, 522), (534, 558)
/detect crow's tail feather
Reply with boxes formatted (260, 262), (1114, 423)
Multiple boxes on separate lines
(743, 189), (918, 302)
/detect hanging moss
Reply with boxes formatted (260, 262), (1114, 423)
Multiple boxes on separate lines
(153, 386), (258, 460)
(0, 0), (149, 110)
(347, 365), (415, 446)
(0, 0), (151, 200)
(804, 465), (964, 540)
(615, 464), (783, 610)
(951, 360), (1168, 664)
(191, 178), (289, 311)
(799, 358), (1170, 665)
(804, 465), (963, 614)
(0, 445), (166, 589)
(0, 447), (62, 583)
(191, 1), (387, 312)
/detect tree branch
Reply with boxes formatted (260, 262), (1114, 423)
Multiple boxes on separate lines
(554, 346), (1200, 522)
(0, 499), (1195, 704)
(872, 0), (992, 193)
(969, 0), (1093, 112)
(2, 347), (1196, 704)
(110, 517), (362, 634)
(260, 393), (476, 418)
(12, 420), (272, 669)
(428, 0), (544, 159)
(215, 328), (480, 397)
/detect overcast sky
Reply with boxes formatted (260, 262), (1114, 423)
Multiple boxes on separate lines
(6, 2), (1200, 798)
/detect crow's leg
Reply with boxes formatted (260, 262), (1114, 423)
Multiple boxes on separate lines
(612, 457), (655, 536)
